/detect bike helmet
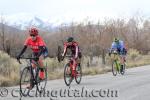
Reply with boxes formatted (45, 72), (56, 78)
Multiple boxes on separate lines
(114, 37), (119, 43)
(29, 27), (38, 36)
(67, 37), (74, 42)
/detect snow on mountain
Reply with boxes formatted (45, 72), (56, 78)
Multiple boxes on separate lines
(4, 13), (55, 31)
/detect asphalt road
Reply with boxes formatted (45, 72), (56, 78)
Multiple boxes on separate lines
(2, 65), (150, 100)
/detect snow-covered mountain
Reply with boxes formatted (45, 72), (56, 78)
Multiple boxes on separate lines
(3, 13), (59, 31)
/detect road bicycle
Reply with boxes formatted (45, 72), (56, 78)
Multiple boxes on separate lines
(110, 50), (125, 76)
(17, 56), (47, 96)
(57, 46), (82, 86)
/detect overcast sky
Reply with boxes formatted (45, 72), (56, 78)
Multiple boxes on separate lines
(0, 0), (150, 23)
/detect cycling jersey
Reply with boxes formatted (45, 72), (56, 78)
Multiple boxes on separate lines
(111, 40), (126, 55)
(63, 42), (81, 58)
(24, 36), (46, 53)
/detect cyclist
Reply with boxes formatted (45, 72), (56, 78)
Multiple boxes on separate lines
(109, 37), (127, 72)
(61, 37), (82, 77)
(17, 27), (48, 89)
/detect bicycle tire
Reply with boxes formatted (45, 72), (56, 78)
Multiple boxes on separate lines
(36, 67), (47, 93)
(112, 61), (117, 76)
(75, 64), (82, 84)
(120, 63), (125, 75)
(20, 67), (31, 96)
(64, 63), (72, 86)
(57, 45), (62, 62)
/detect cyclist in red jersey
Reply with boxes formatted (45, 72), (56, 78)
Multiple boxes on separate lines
(17, 27), (48, 89)
(62, 37), (82, 76)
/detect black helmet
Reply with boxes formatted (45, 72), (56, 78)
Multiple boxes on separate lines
(67, 37), (74, 42)
(114, 37), (119, 43)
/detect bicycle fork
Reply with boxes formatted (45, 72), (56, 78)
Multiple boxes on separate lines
(115, 60), (120, 72)
(70, 62), (77, 78)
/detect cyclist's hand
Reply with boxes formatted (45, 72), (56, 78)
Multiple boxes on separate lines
(34, 57), (39, 61)
(61, 55), (64, 61)
(74, 56), (78, 60)
(17, 55), (21, 60)
(61, 53), (65, 60)
(16, 55), (22, 64)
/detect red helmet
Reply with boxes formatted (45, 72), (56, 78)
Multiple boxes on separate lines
(29, 27), (38, 36)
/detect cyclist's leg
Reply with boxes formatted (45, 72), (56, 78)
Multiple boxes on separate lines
(120, 55), (124, 64)
(38, 55), (45, 79)
(78, 52), (82, 66)
(119, 54), (125, 72)
(38, 49), (48, 79)
(72, 58), (78, 77)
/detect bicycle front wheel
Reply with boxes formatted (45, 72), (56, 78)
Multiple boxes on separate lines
(112, 61), (117, 76)
(36, 67), (47, 93)
(64, 63), (72, 86)
(20, 66), (31, 96)
(75, 64), (82, 84)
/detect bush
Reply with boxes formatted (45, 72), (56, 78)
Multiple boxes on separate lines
(128, 49), (140, 60)
(0, 51), (19, 86)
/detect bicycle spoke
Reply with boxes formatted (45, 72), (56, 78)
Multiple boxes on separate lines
(64, 63), (72, 86)
(36, 67), (47, 93)
(75, 65), (82, 84)
(20, 67), (32, 96)
(112, 61), (117, 76)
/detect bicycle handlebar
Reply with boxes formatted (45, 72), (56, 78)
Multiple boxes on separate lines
(17, 56), (38, 64)
(19, 57), (38, 59)
(65, 55), (73, 58)
(17, 59), (22, 64)
(111, 50), (118, 54)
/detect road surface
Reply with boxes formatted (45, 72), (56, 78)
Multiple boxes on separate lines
(2, 65), (150, 100)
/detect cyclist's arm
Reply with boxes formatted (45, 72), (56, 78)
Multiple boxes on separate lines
(18, 45), (27, 57)
(111, 42), (117, 50)
(120, 41), (127, 54)
(37, 46), (46, 57)
(75, 45), (79, 59)
(120, 41), (125, 51)
(62, 44), (67, 57)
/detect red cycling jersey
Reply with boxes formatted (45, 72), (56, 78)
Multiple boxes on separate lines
(24, 36), (46, 53)
(63, 41), (80, 58)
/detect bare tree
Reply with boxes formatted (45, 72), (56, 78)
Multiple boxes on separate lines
(0, 14), (6, 52)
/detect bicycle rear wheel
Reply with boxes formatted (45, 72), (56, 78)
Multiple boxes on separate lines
(112, 61), (117, 76)
(57, 45), (63, 62)
(75, 64), (82, 84)
(120, 63), (125, 75)
(20, 67), (31, 96)
(64, 63), (72, 86)
(36, 67), (47, 93)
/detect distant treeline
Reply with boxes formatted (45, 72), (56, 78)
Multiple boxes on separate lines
(1, 16), (150, 57)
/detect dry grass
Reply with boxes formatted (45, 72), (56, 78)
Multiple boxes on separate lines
(0, 51), (19, 86)
(126, 55), (150, 68)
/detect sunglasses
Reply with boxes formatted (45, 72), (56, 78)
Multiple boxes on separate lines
(30, 34), (36, 37)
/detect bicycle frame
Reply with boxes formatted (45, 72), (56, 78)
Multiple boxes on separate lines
(19, 57), (41, 84)
(29, 60), (40, 84)
(111, 50), (121, 73)
(114, 59), (120, 72)
(66, 55), (78, 77)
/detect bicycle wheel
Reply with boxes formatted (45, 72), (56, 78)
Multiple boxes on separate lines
(112, 61), (117, 76)
(75, 64), (82, 84)
(20, 67), (31, 96)
(64, 63), (72, 86)
(36, 67), (47, 93)
(57, 45), (62, 62)
(120, 63), (125, 75)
